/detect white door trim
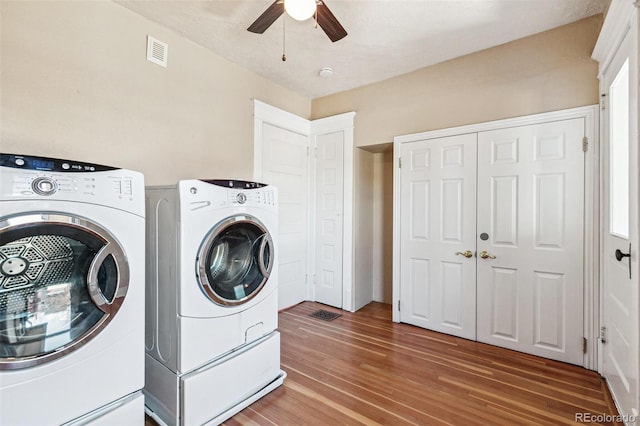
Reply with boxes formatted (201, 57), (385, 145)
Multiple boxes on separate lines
(311, 112), (356, 311)
(592, 0), (640, 417)
(393, 105), (599, 369)
(253, 100), (355, 311)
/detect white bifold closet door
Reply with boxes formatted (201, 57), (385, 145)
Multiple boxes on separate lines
(399, 133), (477, 340)
(399, 118), (585, 365)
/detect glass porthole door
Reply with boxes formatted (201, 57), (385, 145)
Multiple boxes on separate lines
(197, 215), (273, 306)
(0, 213), (129, 370)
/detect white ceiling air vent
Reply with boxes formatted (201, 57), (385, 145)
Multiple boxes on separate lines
(146, 36), (168, 67)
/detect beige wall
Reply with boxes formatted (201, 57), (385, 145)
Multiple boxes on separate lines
(311, 15), (603, 147)
(1, 1), (310, 185)
(315, 16), (604, 312)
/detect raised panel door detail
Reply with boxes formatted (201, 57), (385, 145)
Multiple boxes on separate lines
(442, 145), (464, 168)
(411, 149), (431, 170)
(533, 271), (564, 350)
(534, 173), (565, 249)
(441, 179), (463, 242)
(322, 270), (335, 289)
(410, 258), (430, 320)
(491, 138), (519, 165)
(441, 261), (463, 329)
(490, 267), (518, 341)
(534, 135), (565, 161)
(410, 180), (430, 241)
(492, 176), (518, 246)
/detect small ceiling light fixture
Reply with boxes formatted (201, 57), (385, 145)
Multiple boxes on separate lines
(318, 67), (334, 78)
(284, 0), (317, 21)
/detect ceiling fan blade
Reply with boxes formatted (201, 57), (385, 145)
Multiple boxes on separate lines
(316, 2), (347, 42)
(247, 0), (285, 34)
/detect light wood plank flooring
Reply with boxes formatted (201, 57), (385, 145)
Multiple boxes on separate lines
(149, 301), (623, 425)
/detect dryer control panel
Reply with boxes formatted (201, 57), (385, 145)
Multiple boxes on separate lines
(197, 179), (276, 207)
(1, 153), (117, 173)
(228, 188), (276, 207)
(0, 153), (144, 215)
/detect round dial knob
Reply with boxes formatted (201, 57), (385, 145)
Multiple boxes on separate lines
(32, 177), (58, 196)
(237, 193), (247, 204)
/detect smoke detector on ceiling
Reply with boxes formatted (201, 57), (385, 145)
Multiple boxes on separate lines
(318, 67), (334, 78)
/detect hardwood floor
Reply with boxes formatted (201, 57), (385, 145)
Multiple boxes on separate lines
(148, 301), (623, 425)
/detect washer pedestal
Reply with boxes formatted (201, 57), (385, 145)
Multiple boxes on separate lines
(145, 331), (284, 426)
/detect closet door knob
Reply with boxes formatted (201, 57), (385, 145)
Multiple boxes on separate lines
(479, 251), (496, 259)
(455, 250), (473, 258)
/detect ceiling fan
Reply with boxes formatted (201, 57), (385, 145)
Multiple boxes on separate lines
(247, 0), (347, 42)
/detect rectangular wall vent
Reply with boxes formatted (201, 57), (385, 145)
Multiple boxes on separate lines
(146, 36), (168, 67)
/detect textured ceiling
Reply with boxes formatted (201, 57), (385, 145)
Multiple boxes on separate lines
(116, 0), (609, 99)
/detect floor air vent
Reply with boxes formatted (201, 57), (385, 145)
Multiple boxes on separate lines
(309, 309), (341, 322)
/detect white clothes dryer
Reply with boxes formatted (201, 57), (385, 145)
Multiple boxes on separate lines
(0, 153), (145, 425)
(145, 179), (284, 426)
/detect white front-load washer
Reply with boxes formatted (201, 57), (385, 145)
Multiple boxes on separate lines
(0, 153), (145, 425)
(144, 179), (284, 426)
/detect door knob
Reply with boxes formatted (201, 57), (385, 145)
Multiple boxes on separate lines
(615, 248), (630, 261)
(615, 243), (632, 279)
(455, 250), (473, 258)
(479, 251), (496, 259)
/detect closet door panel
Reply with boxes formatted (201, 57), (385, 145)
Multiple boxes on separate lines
(476, 118), (585, 365)
(400, 134), (477, 339)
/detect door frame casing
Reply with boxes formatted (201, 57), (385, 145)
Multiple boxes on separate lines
(253, 100), (356, 311)
(311, 113), (356, 311)
(592, 0), (639, 378)
(392, 105), (599, 369)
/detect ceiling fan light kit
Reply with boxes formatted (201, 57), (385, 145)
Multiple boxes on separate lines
(247, 0), (347, 43)
(284, 0), (316, 21)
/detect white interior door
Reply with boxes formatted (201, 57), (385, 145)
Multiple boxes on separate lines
(399, 133), (477, 340)
(261, 123), (309, 310)
(314, 131), (344, 308)
(476, 119), (585, 365)
(601, 26), (639, 420)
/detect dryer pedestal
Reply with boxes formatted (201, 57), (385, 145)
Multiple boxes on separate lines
(145, 331), (284, 426)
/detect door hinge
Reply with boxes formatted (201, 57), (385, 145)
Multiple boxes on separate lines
(398, 300), (401, 311)
(398, 157), (402, 168)
(582, 137), (588, 152)
(600, 93), (607, 111)
(599, 326), (607, 344)
(583, 337), (587, 353)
